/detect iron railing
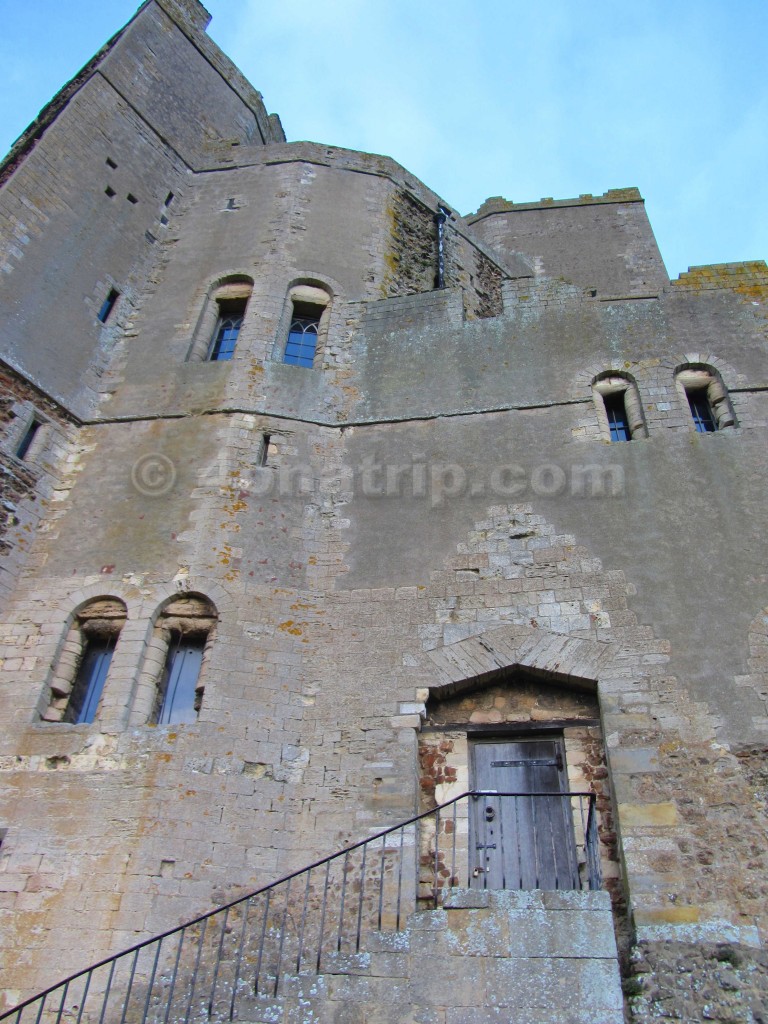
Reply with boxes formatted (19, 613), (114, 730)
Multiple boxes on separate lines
(1, 791), (600, 1024)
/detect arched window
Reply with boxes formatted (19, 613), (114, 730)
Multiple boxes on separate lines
(675, 365), (736, 432)
(188, 276), (253, 362)
(282, 284), (331, 368)
(151, 595), (217, 724)
(208, 304), (244, 361)
(592, 373), (647, 441)
(44, 598), (127, 724)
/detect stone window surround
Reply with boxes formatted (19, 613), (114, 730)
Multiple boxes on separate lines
(1, 401), (50, 465)
(592, 371), (648, 441)
(38, 591), (218, 728)
(187, 274), (254, 362)
(572, 354), (747, 440)
(273, 280), (333, 368)
(42, 597), (128, 723)
(134, 594), (218, 726)
(674, 363), (736, 431)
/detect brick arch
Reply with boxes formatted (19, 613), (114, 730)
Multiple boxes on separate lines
(418, 619), (620, 910)
(125, 578), (235, 727)
(37, 584), (144, 714)
(284, 270), (345, 302)
(41, 595), (131, 723)
(572, 358), (643, 399)
(271, 269), (346, 367)
(405, 501), (768, 947)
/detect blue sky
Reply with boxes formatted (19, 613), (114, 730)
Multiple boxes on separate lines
(1, 0), (766, 280)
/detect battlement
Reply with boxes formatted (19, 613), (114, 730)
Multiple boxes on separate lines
(467, 186), (665, 295)
(468, 187), (643, 222)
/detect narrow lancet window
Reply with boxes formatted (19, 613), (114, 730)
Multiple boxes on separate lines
(592, 373), (647, 442)
(284, 302), (321, 367)
(208, 299), (246, 361)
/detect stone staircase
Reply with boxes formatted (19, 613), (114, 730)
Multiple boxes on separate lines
(1, 793), (622, 1024)
(228, 889), (624, 1024)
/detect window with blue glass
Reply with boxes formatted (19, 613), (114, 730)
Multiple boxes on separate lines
(64, 638), (115, 724)
(97, 288), (120, 324)
(593, 374), (647, 442)
(15, 418), (41, 460)
(155, 634), (205, 724)
(208, 299), (246, 361)
(676, 367), (735, 433)
(44, 598), (127, 724)
(150, 594), (216, 725)
(284, 301), (322, 368)
(687, 390), (717, 433)
(603, 392), (631, 442)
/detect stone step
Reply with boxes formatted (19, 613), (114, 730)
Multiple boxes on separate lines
(226, 888), (623, 1024)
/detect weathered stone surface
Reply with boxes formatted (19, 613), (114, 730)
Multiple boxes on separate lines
(627, 941), (768, 1024)
(224, 898), (623, 1023)
(0, 1), (766, 1022)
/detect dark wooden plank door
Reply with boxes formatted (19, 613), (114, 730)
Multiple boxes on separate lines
(470, 738), (578, 890)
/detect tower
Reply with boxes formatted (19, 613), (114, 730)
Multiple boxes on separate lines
(1, 2), (767, 1020)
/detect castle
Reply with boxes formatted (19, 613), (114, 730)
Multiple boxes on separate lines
(1, 2), (767, 1021)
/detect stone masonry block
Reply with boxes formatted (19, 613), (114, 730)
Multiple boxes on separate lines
(485, 957), (623, 1011)
(619, 802), (680, 827)
(407, 953), (486, 1008)
(446, 1007), (623, 1024)
(442, 887), (490, 909)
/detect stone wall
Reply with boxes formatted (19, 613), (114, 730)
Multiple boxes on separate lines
(417, 678), (624, 932)
(254, 889), (624, 1024)
(0, 367), (77, 611)
(0, 2), (767, 1021)
(468, 188), (670, 296)
(1, 494), (764, 1006)
(0, 0), (279, 417)
(375, 180), (506, 318)
(628, 941), (768, 1023)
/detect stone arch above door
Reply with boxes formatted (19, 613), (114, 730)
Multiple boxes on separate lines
(395, 503), (762, 947)
(417, 652), (622, 913)
(425, 622), (614, 700)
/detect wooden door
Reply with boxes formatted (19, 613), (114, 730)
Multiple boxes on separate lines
(470, 737), (578, 890)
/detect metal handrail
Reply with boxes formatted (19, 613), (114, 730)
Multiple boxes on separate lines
(1, 790), (600, 1024)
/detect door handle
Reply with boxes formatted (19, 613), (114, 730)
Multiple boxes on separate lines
(485, 806), (495, 822)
